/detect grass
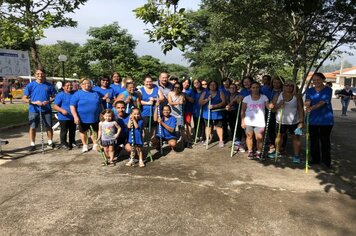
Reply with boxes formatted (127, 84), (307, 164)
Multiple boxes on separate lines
(0, 103), (28, 128)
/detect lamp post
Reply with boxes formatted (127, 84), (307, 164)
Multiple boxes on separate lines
(58, 54), (67, 83)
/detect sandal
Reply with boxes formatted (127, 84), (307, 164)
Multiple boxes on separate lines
(109, 161), (115, 167)
(139, 161), (145, 168)
(101, 161), (108, 166)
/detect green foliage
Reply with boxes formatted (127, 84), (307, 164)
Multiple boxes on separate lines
(0, 0), (88, 68)
(83, 22), (138, 77)
(134, 0), (195, 54)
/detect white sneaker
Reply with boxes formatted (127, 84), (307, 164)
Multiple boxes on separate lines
(92, 144), (98, 152)
(82, 145), (88, 153)
(126, 159), (134, 166)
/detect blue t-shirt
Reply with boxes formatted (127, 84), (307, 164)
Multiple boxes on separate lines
(54, 91), (74, 121)
(121, 90), (139, 114)
(116, 114), (129, 141)
(193, 90), (203, 117)
(238, 88), (251, 98)
(110, 83), (124, 97)
(202, 91), (223, 120)
(70, 90), (101, 123)
(261, 85), (273, 101)
(305, 86), (334, 126)
(127, 119), (144, 145)
(92, 86), (114, 109)
(24, 81), (55, 113)
(156, 116), (177, 140)
(140, 86), (159, 117)
(183, 88), (194, 113)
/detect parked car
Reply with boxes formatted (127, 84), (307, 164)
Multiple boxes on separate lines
(334, 89), (342, 98)
(351, 87), (356, 96)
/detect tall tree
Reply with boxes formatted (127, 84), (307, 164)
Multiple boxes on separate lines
(83, 22), (138, 76)
(0, 0), (88, 68)
(134, 0), (195, 54)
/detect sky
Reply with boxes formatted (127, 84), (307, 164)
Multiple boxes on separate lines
(39, 0), (356, 67)
(39, 0), (201, 66)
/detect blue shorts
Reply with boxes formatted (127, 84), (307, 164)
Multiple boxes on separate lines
(29, 112), (52, 129)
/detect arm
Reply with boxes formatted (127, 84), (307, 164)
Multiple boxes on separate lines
(53, 104), (68, 116)
(297, 96), (304, 128)
(211, 91), (226, 109)
(70, 106), (80, 125)
(160, 118), (175, 133)
(167, 92), (179, 106)
(114, 121), (121, 138)
(97, 122), (102, 141)
(199, 91), (208, 106)
(240, 102), (247, 129)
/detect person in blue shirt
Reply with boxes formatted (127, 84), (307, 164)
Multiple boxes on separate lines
(192, 79), (206, 143)
(70, 78), (102, 153)
(152, 103), (178, 152)
(53, 81), (76, 150)
(116, 81), (141, 114)
(199, 80), (226, 148)
(22, 68), (56, 151)
(305, 72), (334, 168)
(260, 75), (272, 99)
(139, 75), (164, 140)
(110, 72), (124, 98)
(220, 78), (232, 142)
(113, 100), (129, 160)
(182, 78), (195, 147)
(92, 76), (115, 109)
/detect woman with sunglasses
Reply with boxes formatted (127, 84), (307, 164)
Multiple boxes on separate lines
(92, 76), (115, 109)
(199, 80), (226, 148)
(168, 82), (186, 146)
(192, 79), (206, 144)
(270, 80), (304, 163)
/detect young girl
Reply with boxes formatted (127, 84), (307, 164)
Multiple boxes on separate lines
(241, 81), (272, 160)
(125, 108), (145, 167)
(97, 109), (121, 166)
(152, 103), (177, 152)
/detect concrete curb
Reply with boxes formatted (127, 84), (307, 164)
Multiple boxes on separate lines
(0, 122), (27, 132)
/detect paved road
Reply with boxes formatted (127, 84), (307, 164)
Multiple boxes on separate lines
(0, 99), (355, 235)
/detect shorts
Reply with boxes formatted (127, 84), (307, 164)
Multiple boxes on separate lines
(204, 119), (223, 128)
(279, 123), (298, 135)
(142, 116), (156, 128)
(184, 112), (192, 124)
(245, 126), (265, 135)
(101, 139), (117, 147)
(29, 112), (52, 129)
(78, 122), (98, 133)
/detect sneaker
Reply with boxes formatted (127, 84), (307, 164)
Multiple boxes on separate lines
(248, 151), (254, 160)
(268, 145), (275, 154)
(47, 143), (55, 149)
(71, 143), (78, 149)
(82, 145), (89, 153)
(292, 155), (301, 164)
(92, 144), (98, 152)
(239, 146), (246, 153)
(219, 141), (224, 148)
(255, 151), (262, 160)
(268, 151), (282, 159)
(126, 159), (134, 166)
(29, 145), (36, 152)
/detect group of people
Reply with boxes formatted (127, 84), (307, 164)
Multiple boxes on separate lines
(22, 68), (335, 169)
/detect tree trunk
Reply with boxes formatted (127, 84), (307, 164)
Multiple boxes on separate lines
(30, 40), (42, 69)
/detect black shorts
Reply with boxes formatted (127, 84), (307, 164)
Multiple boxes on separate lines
(204, 119), (223, 128)
(78, 122), (98, 133)
(279, 123), (298, 135)
(142, 116), (156, 128)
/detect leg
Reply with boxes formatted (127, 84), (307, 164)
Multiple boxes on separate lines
(246, 131), (254, 152)
(216, 127), (223, 142)
(59, 120), (69, 146)
(68, 120), (77, 147)
(108, 145), (115, 163)
(319, 125), (333, 167)
(309, 125), (321, 164)
(137, 147), (144, 167)
(254, 128), (264, 152)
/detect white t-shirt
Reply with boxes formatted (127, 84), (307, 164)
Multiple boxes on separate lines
(243, 94), (269, 127)
(276, 93), (299, 125)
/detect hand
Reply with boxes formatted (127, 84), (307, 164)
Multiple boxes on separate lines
(114, 133), (119, 139)
(157, 117), (162, 124)
(297, 122), (304, 129)
(33, 100), (42, 106)
(304, 100), (311, 107)
(149, 97), (155, 102)
(226, 105), (231, 111)
(105, 98), (111, 103)
(241, 120), (246, 129)
(148, 100), (153, 105)
(74, 117), (80, 125)
(62, 110), (68, 116)
(42, 101), (50, 106)
(208, 104), (213, 110)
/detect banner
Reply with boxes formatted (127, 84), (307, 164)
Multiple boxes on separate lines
(0, 49), (31, 77)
